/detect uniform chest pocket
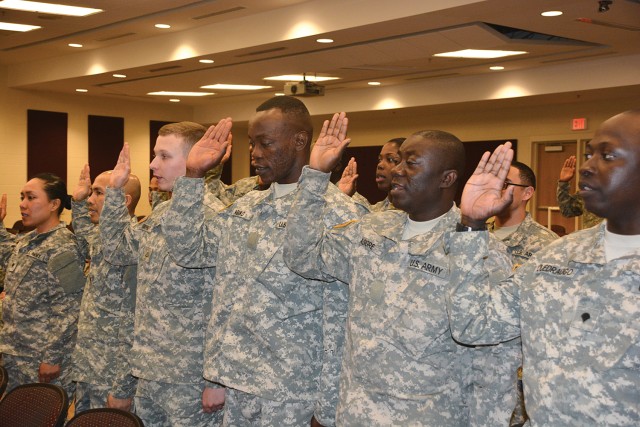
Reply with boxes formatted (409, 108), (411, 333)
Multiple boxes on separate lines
(384, 280), (452, 359)
(568, 295), (640, 371)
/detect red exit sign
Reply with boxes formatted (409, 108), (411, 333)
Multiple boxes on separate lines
(572, 118), (587, 131)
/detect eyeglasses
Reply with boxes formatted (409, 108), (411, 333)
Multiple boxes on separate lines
(503, 181), (530, 190)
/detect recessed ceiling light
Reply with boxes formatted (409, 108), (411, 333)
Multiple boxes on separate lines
(489, 66), (505, 71)
(68, 43), (83, 48)
(76, 89), (88, 93)
(274, 93), (285, 96)
(434, 49), (527, 59)
(368, 81), (381, 86)
(200, 84), (272, 90)
(169, 99), (181, 103)
(264, 75), (339, 82)
(155, 24), (171, 29)
(0, 1), (102, 17)
(0, 22), (41, 32)
(148, 91), (214, 97)
(112, 74), (127, 78)
(316, 38), (334, 43)
(541, 10), (563, 17)
(199, 59), (214, 64)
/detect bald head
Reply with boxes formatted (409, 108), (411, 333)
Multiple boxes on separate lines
(98, 171), (141, 216)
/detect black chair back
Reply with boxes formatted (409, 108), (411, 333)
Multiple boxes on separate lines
(66, 408), (144, 427)
(0, 382), (68, 427)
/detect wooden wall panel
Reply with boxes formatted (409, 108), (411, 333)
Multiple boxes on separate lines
(88, 115), (124, 180)
(27, 109), (68, 181)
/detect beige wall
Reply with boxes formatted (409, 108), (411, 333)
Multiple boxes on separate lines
(0, 65), (194, 225)
(2, 61), (637, 225)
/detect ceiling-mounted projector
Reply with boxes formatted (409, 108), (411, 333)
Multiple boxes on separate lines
(284, 80), (325, 97)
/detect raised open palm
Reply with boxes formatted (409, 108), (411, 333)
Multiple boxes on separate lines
(186, 117), (232, 178)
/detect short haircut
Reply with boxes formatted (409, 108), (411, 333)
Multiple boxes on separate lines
(511, 161), (536, 189)
(158, 121), (207, 154)
(32, 173), (70, 215)
(386, 137), (406, 148)
(412, 130), (465, 176)
(256, 96), (313, 138)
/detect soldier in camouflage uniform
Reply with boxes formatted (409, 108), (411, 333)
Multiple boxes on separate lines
(448, 110), (640, 426)
(0, 174), (85, 398)
(557, 155), (603, 229)
(283, 130), (512, 426)
(101, 122), (226, 427)
(478, 162), (558, 426)
(339, 137), (405, 212)
(162, 99), (367, 426)
(71, 166), (141, 412)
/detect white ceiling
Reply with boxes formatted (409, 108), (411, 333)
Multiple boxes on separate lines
(2, 0), (639, 111)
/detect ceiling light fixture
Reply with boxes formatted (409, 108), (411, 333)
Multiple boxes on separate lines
(275, 92), (285, 96)
(148, 91), (214, 97)
(264, 74), (339, 82)
(316, 38), (334, 43)
(0, 0), (102, 16)
(169, 99), (181, 103)
(76, 89), (88, 92)
(155, 24), (171, 29)
(489, 66), (505, 70)
(200, 84), (272, 90)
(541, 11), (563, 17)
(368, 81), (381, 86)
(199, 59), (214, 64)
(434, 49), (527, 59)
(0, 22), (41, 32)
(68, 43), (83, 48)
(112, 74), (127, 78)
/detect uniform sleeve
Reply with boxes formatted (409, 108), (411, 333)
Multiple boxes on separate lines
(100, 188), (139, 265)
(446, 230), (521, 345)
(284, 166), (357, 284)
(43, 247), (85, 365)
(161, 177), (220, 268)
(71, 199), (94, 260)
(314, 280), (348, 426)
(0, 220), (17, 267)
(556, 181), (584, 218)
(110, 263), (138, 399)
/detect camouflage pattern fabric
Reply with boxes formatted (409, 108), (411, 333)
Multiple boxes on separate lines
(556, 181), (603, 229)
(351, 192), (393, 212)
(223, 388), (315, 427)
(161, 174), (367, 426)
(135, 378), (223, 427)
(206, 175), (264, 207)
(448, 222), (640, 426)
(71, 199), (138, 405)
(100, 187), (225, 426)
(74, 381), (111, 413)
(0, 221), (85, 397)
(473, 213), (558, 426)
(283, 167), (513, 426)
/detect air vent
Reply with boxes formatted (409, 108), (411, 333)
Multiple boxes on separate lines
(575, 18), (640, 31)
(540, 51), (615, 64)
(97, 32), (136, 42)
(405, 73), (460, 81)
(342, 65), (415, 72)
(486, 23), (587, 42)
(149, 65), (181, 72)
(236, 47), (286, 57)
(193, 6), (245, 20)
